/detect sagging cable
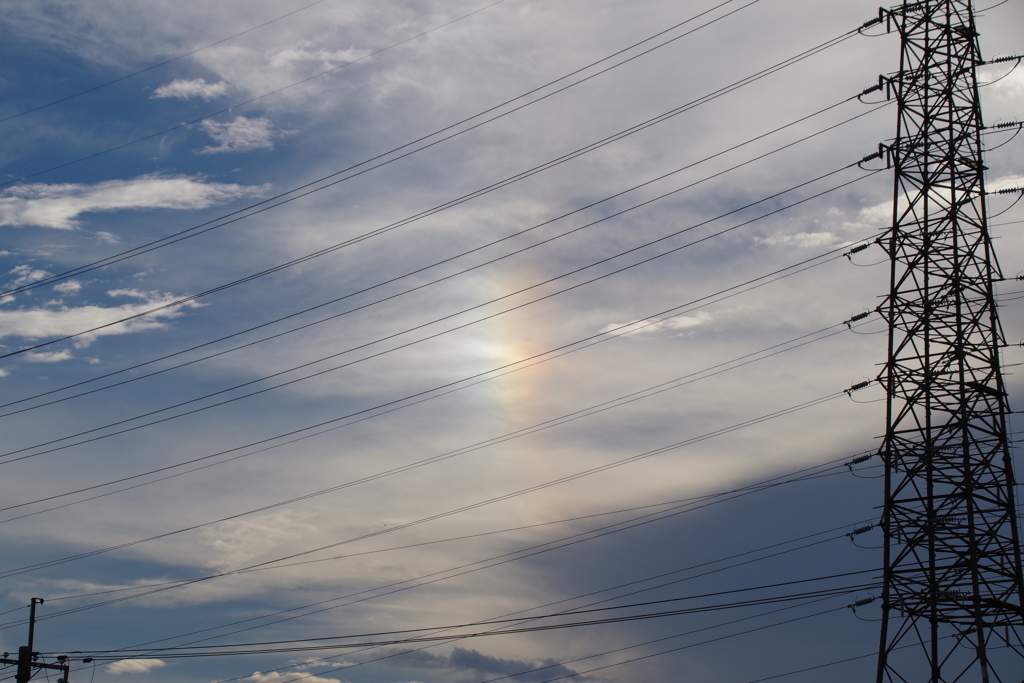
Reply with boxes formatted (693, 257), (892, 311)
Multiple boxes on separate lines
(858, 75), (888, 103)
(858, 144), (889, 170)
(848, 595), (877, 614)
(845, 452), (874, 471)
(843, 243), (871, 260)
(983, 55), (1022, 65)
(844, 379), (874, 397)
(846, 524), (875, 540)
(857, 8), (885, 35)
(843, 310), (872, 328)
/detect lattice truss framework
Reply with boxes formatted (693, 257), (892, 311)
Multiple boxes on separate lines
(875, 1), (1024, 682)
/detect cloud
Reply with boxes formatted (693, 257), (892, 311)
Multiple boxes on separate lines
(0, 175), (270, 229)
(384, 647), (582, 681)
(267, 44), (373, 71)
(199, 116), (293, 154)
(856, 200), (893, 226)
(989, 174), (1024, 193)
(0, 289), (203, 347)
(23, 349), (73, 363)
(151, 77), (229, 101)
(983, 67), (1024, 101)
(601, 311), (713, 336)
(52, 280), (82, 294)
(106, 659), (165, 675)
(198, 510), (318, 571)
(240, 672), (342, 683)
(754, 231), (840, 247)
(6, 264), (52, 290)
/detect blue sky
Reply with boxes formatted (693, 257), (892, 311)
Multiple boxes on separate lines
(0, 1), (1023, 682)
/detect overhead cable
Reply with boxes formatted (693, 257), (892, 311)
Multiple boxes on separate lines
(2, 15), (852, 301)
(0, 167), (882, 462)
(0, 313), (871, 521)
(69, 579), (879, 659)
(0, 388), (848, 582)
(0, 97), (886, 415)
(0, 0), (340, 123)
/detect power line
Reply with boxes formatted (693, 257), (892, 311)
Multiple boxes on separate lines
(0, 0), (519, 187)
(195, 510), (877, 683)
(1, 13), (850, 302)
(0, 387), (849, 582)
(39, 477), (877, 604)
(0, 165), (881, 462)
(0, 312), (872, 523)
(0, 0), (760, 296)
(247, 595), (856, 683)
(519, 603), (851, 683)
(0, 95), (884, 415)
(2, 436), (882, 646)
(69, 577), (879, 659)
(0, 0), (338, 124)
(0, 238), (876, 605)
(0, 242), (862, 561)
(50, 497), (875, 659)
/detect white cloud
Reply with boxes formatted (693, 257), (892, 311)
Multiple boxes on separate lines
(857, 200), (893, 226)
(755, 231), (840, 248)
(0, 289), (203, 347)
(601, 312), (713, 336)
(0, 175), (270, 229)
(267, 43), (373, 71)
(198, 510), (318, 571)
(52, 280), (82, 294)
(6, 264), (52, 289)
(989, 174), (1024, 193)
(106, 659), (166, 675)
(200, 116), (293, 154)
(23, 349), (73, 363)
(240, 671), (342, 683)
(855, 177), (1023, 225)
(982, 66), (1024, 101)
(151, 77), (229, 101)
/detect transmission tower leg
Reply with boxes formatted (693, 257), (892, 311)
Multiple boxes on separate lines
(875, 1), (1024, 682)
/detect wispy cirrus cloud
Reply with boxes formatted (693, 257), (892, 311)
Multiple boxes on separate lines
(198, 510), (318, 571)
(601, 311), (713, 337)
(105, 660), (165, 675)
(0, 175), (270, 229)
(22, 349), (74, 363)
(151, 77), (229, 101)
(240, 672), (343, 683)
(199, 116), (294, 154)
(267, 43), (374, 71)
(754, 231), (841, 248)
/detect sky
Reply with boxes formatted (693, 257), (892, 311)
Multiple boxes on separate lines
(0, 1), (1023, 682)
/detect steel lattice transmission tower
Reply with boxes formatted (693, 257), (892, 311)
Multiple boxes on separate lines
(874, 1), (1024, 681)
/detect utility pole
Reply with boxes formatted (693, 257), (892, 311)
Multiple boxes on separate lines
(872, 0), (1024, 681)
(0, 599), (70, 683)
